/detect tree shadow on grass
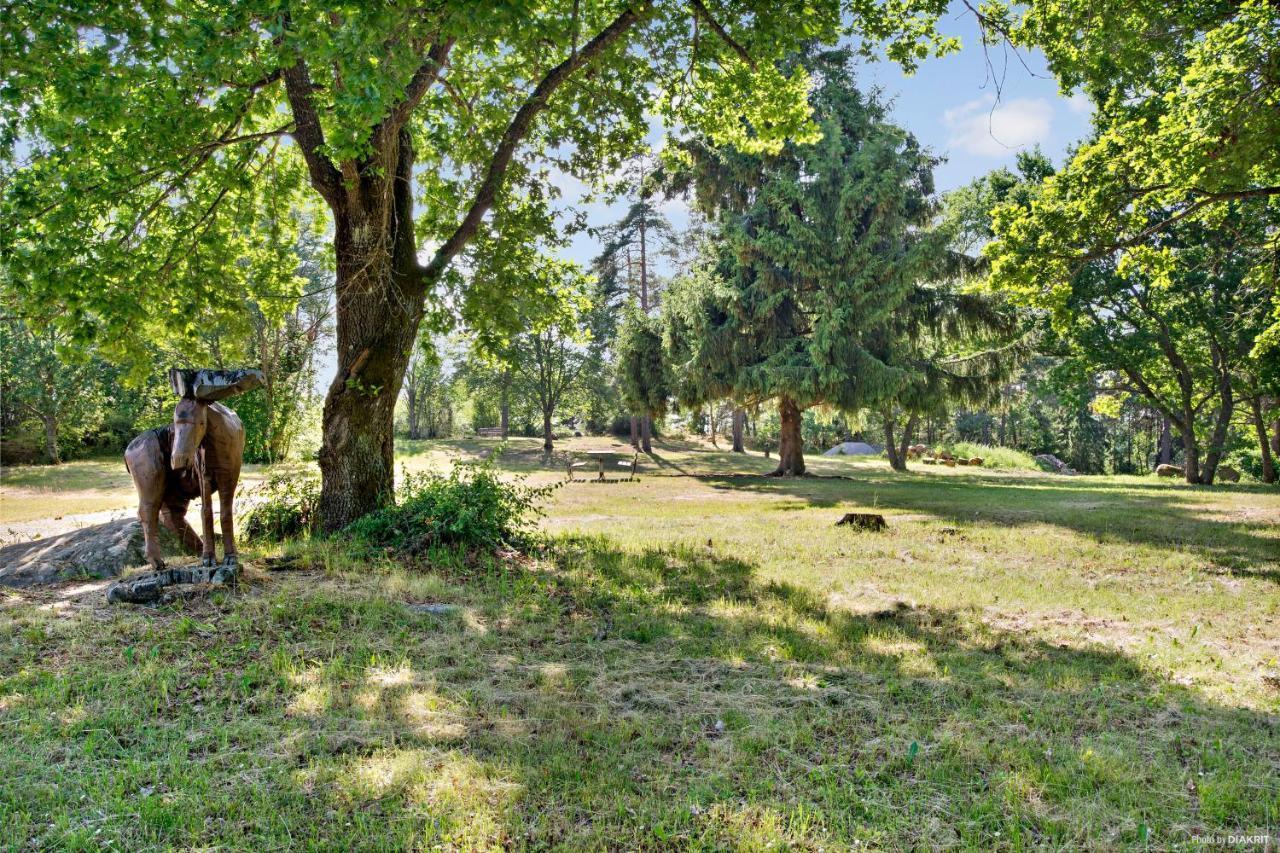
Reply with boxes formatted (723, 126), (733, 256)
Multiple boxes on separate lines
(293, 539), (1280, 848)
(6, 539), (1277, 848)
(696, 467), (1280, 579)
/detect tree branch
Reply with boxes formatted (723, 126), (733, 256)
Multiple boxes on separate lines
(1081, 185), (1280, 261)
(386, 37), (456, 132)
(282, 57), (342, 206)
(689, 0), (754, 69)
(422, 3), (650, 283)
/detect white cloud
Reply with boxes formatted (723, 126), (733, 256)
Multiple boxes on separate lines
(943, 95), (1054, 157)
(1065, 91), (1093, 116)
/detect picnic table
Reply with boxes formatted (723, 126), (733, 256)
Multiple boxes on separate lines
(567, 448), (639, 482)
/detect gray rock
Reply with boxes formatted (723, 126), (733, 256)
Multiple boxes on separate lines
(0, 519), (183, 588)
(1034, 453), (1077, 475)
(405, 603), (460, 616)
(822, 441), (882, 457)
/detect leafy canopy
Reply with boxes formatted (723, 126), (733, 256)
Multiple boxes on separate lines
(980, 0), (1280, 358)
(1, 1), (958, 365)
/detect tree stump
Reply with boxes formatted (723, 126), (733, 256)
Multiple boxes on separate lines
(836, 512), (887, 532)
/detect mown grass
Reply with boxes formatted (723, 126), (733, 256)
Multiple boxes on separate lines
(2, 438), (1278, 848)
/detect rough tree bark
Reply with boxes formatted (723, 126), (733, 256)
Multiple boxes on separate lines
(1179, 422), (1202, 484)
(883, 416), (903, 472)
(731, 408), (745, 453)
(771, 397), (805, 476)
(1250, 396), (1276, 484)
(314, 125), (425, 529)
(640, 415), (652, 454)
(542, 409), (554, 453)
(1198, 352), (1234, 485)
(899, 414), (918, 466)
(883, 412), (918, 473)
(42, 415), (59, 465)
(630, 415), (639, 449)
(1157, 417), (1173, 466)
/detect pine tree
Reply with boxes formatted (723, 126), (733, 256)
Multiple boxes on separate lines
(663, 48), (940, 475)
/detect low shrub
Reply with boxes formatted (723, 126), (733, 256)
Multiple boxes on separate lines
(939, 442), (1039, 470)
(344, 457), (550, 554)
(241, 470), (322, 541)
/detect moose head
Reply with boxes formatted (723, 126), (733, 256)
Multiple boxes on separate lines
(166, 368), (265, 470)
(170, 396), (209, 470)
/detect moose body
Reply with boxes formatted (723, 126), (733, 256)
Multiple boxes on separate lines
(125, 399), (245, 572)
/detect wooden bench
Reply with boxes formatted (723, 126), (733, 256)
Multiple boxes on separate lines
(567, 449), (639, 482)
(475, 427), (504, 438)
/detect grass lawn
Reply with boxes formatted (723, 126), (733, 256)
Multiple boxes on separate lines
(1, 437), (1277, 848)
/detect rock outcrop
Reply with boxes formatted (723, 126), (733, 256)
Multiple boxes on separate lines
(1034, 454), (1077, 475)
(0, 519), (182, 588)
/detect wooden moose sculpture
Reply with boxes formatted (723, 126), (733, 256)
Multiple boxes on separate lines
(109, 368), (263, 603)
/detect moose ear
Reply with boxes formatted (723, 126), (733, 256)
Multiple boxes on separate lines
(168, 368), (197, 399)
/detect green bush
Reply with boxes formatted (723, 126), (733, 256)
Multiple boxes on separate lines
(344, 457), (550, 554)
(941, 442), (1039, 470)
(241, 470), (322, 541)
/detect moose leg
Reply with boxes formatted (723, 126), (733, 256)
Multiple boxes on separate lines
(199, 467), (216, 566)
(160, 498), (204, 556)
(138, 499), (165, 570)
(218, 471), (239, 565)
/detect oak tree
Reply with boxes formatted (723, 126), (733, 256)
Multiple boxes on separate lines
(3, 1), (956, 528)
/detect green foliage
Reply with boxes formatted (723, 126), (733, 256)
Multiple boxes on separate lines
(402, 337), (458, 440)
(1, 1), (958, 369)
(664, 47), (944, 413)
(615, 308), (670, 419)
(983, 0), (1280, 360)
(241, 471), (322, 542)
(0, 316), (108, 463)
(344, 457), (549, 554)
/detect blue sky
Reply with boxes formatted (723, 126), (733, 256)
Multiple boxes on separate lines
(556, 0), (1093, 276)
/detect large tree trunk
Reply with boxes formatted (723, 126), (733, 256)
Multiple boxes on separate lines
(406, 385), (420, 440)
(1199, 369), (1234, 484)
(542, 409), (554, 453)
(317, 131), (424, 531)
(1180, 422), (1201, 485)
(640, 415), (652, 454)
(771, 397), (805, 476)
(630, 415), (639, 449)
(1250, 396), (1276, 484)
(883, 414), (905, 472)
(42, 415), (59, 465)
(731, 408), (745, 453)
(898, 414), (918, 469)
(1157, 416), (1173, 466)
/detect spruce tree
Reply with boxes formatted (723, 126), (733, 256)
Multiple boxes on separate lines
(663, 48), (940, 475)
(615, 308), (671, 454)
